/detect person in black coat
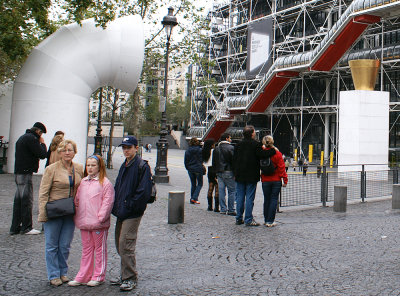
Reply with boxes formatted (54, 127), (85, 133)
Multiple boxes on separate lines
(233, 125), (276, 226)
(10, 122), (47, 235)
(184, 137), (203, 204)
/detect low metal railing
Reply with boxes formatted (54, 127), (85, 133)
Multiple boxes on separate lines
(280, 164), (398, 207)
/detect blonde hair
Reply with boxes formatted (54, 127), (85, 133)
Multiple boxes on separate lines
(50, 134), (64, 152)
(57, 140), (77, 153)
(262, 135), (274, 147)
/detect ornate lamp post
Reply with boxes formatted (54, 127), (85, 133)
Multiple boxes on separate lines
(94, 87), (103, 155)
(154, 7), (178, 184)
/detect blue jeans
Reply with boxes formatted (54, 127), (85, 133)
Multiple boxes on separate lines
(262, 181), (282, 223)
(188, 171), (203, 201)
(44, 216), (75, 280)
(217, 172), (236, 212)
(235, 182), (257, 224)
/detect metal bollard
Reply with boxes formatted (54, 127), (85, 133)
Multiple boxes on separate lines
(168, 191), (185, 224)
(392, 184), (400, 209)
(334, 186), (347, 212)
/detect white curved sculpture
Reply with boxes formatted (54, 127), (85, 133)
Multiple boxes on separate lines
(8, 15), (144, 173)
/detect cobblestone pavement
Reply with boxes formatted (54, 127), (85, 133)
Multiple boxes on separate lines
(1, 149), (400, 295)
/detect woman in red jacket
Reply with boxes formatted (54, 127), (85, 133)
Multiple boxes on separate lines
(261, 136), (288, 227)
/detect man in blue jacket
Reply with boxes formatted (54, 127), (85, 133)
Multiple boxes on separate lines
(111, 136), (152, 291)
(10, 122), (47, 235)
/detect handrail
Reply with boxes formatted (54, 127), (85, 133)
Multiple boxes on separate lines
(189, 0), (400, 139)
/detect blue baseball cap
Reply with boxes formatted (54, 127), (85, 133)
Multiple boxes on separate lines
(119, 136), (138, 147)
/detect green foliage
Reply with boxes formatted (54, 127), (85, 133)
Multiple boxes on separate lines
(0, 0), (55, 81)
(166, 91), (190, 130)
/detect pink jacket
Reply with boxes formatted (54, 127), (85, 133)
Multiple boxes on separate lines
(74, 176), (115, 230)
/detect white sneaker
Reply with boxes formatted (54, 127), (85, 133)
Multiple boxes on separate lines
(68, 280), (85, 286)
(87, 280), (104, 287)
(25, 229), (41, 235)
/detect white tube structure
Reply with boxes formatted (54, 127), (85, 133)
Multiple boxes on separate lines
(8, 15), (144, 173)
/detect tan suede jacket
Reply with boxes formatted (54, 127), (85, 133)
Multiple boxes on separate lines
(38, 160), (84, 222)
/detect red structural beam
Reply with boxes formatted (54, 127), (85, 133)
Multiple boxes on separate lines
(312, 14), (381, 71)
(204, 120), (233, 141)
(247, 71), (299, 113)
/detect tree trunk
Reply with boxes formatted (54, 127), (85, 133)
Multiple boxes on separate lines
(131, 87), (140, 136)
(107, 88), (119, 169)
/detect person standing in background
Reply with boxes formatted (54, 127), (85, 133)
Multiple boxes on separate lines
(10, 122), (47, 235)
(213, 133), (236, 215)
(261, 135), (288, 227)
(233, 126), (277, 226)
(202, 139), (219, 212)
(184, 137), (203, 204)
(45, 131), (64, 167)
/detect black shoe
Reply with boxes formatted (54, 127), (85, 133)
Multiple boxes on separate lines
(214, 209), (220, 213)
(120, 279), (137, 291)
(227, 211), (236, 216)
(235, 219), (244, 225)
(207, 206), (213, 211)
(110, 276), (122, 286)
(245, 220), (260, 226)
(9, 231), (19, 235)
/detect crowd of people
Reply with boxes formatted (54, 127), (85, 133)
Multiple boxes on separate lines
(184, 125), (288, 227)
(10, 123), (153, 291)
(10, 121), (290, 290)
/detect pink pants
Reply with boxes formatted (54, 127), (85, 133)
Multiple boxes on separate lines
(74, 229), (108, 283)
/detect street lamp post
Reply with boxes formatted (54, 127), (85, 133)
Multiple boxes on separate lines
(94, 87), (103, 155)
(154, 7), (178, 184)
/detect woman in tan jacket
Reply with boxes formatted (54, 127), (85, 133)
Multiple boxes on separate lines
(45, 133), (64, 167)
(38, 140), (84, 286)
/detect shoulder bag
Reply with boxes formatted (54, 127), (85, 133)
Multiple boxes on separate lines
(46, 166), (76, 219)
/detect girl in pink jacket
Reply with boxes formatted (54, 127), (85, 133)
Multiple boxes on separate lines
(68, 155), (115, 287)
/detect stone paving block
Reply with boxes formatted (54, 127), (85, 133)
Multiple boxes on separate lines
(0, 149), (400, 295)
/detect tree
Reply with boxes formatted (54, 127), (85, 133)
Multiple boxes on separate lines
(1, 0), (208, 145)
(166, 89), (190, 130)
(101, 86), (127, 168)
(0, 0), (56, 82)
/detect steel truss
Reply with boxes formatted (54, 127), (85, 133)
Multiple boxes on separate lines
(190, 0), (400, 162)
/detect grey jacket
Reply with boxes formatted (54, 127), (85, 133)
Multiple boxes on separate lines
(212, 141), (234, 173)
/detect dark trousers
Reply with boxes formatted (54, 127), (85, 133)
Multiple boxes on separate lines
(261, 181), (282, 223)
(10, 174), (33, 233)
(115, 217), (142, 281)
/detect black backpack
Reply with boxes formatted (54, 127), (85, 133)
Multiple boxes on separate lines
(260, 157), (275, 176)
(139, 159), (157, 203)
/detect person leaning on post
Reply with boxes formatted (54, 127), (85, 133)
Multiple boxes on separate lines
(38, 140), (84, 286)
(110, 136), (153, 292)
(10, 122), (47, 236)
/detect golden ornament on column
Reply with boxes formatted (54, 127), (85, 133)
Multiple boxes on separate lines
(349, 59), (380, 91)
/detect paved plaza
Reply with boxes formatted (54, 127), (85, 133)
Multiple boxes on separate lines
(1, 148), (400, 295)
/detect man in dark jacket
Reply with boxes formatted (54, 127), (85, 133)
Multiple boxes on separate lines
(184, 137), (203, 204)
(10, 122), (47, 235)
(111, 136), (152, 291)
(213, 133), (236, 215)
(233, 125), (276, 226)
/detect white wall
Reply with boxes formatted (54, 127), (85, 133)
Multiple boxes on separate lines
(7, 15), (144, 174)
(0, 82), (12, 141)
(338, 90), (389, 175)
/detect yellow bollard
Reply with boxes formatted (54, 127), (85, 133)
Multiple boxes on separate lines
(294, 149), (298, 162)
(330, 152), (334, 168)
(320, 151), (324, 166)
(308, 145), (313, 163)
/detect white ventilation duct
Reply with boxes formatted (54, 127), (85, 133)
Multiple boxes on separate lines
(8, 15), (144, 173)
